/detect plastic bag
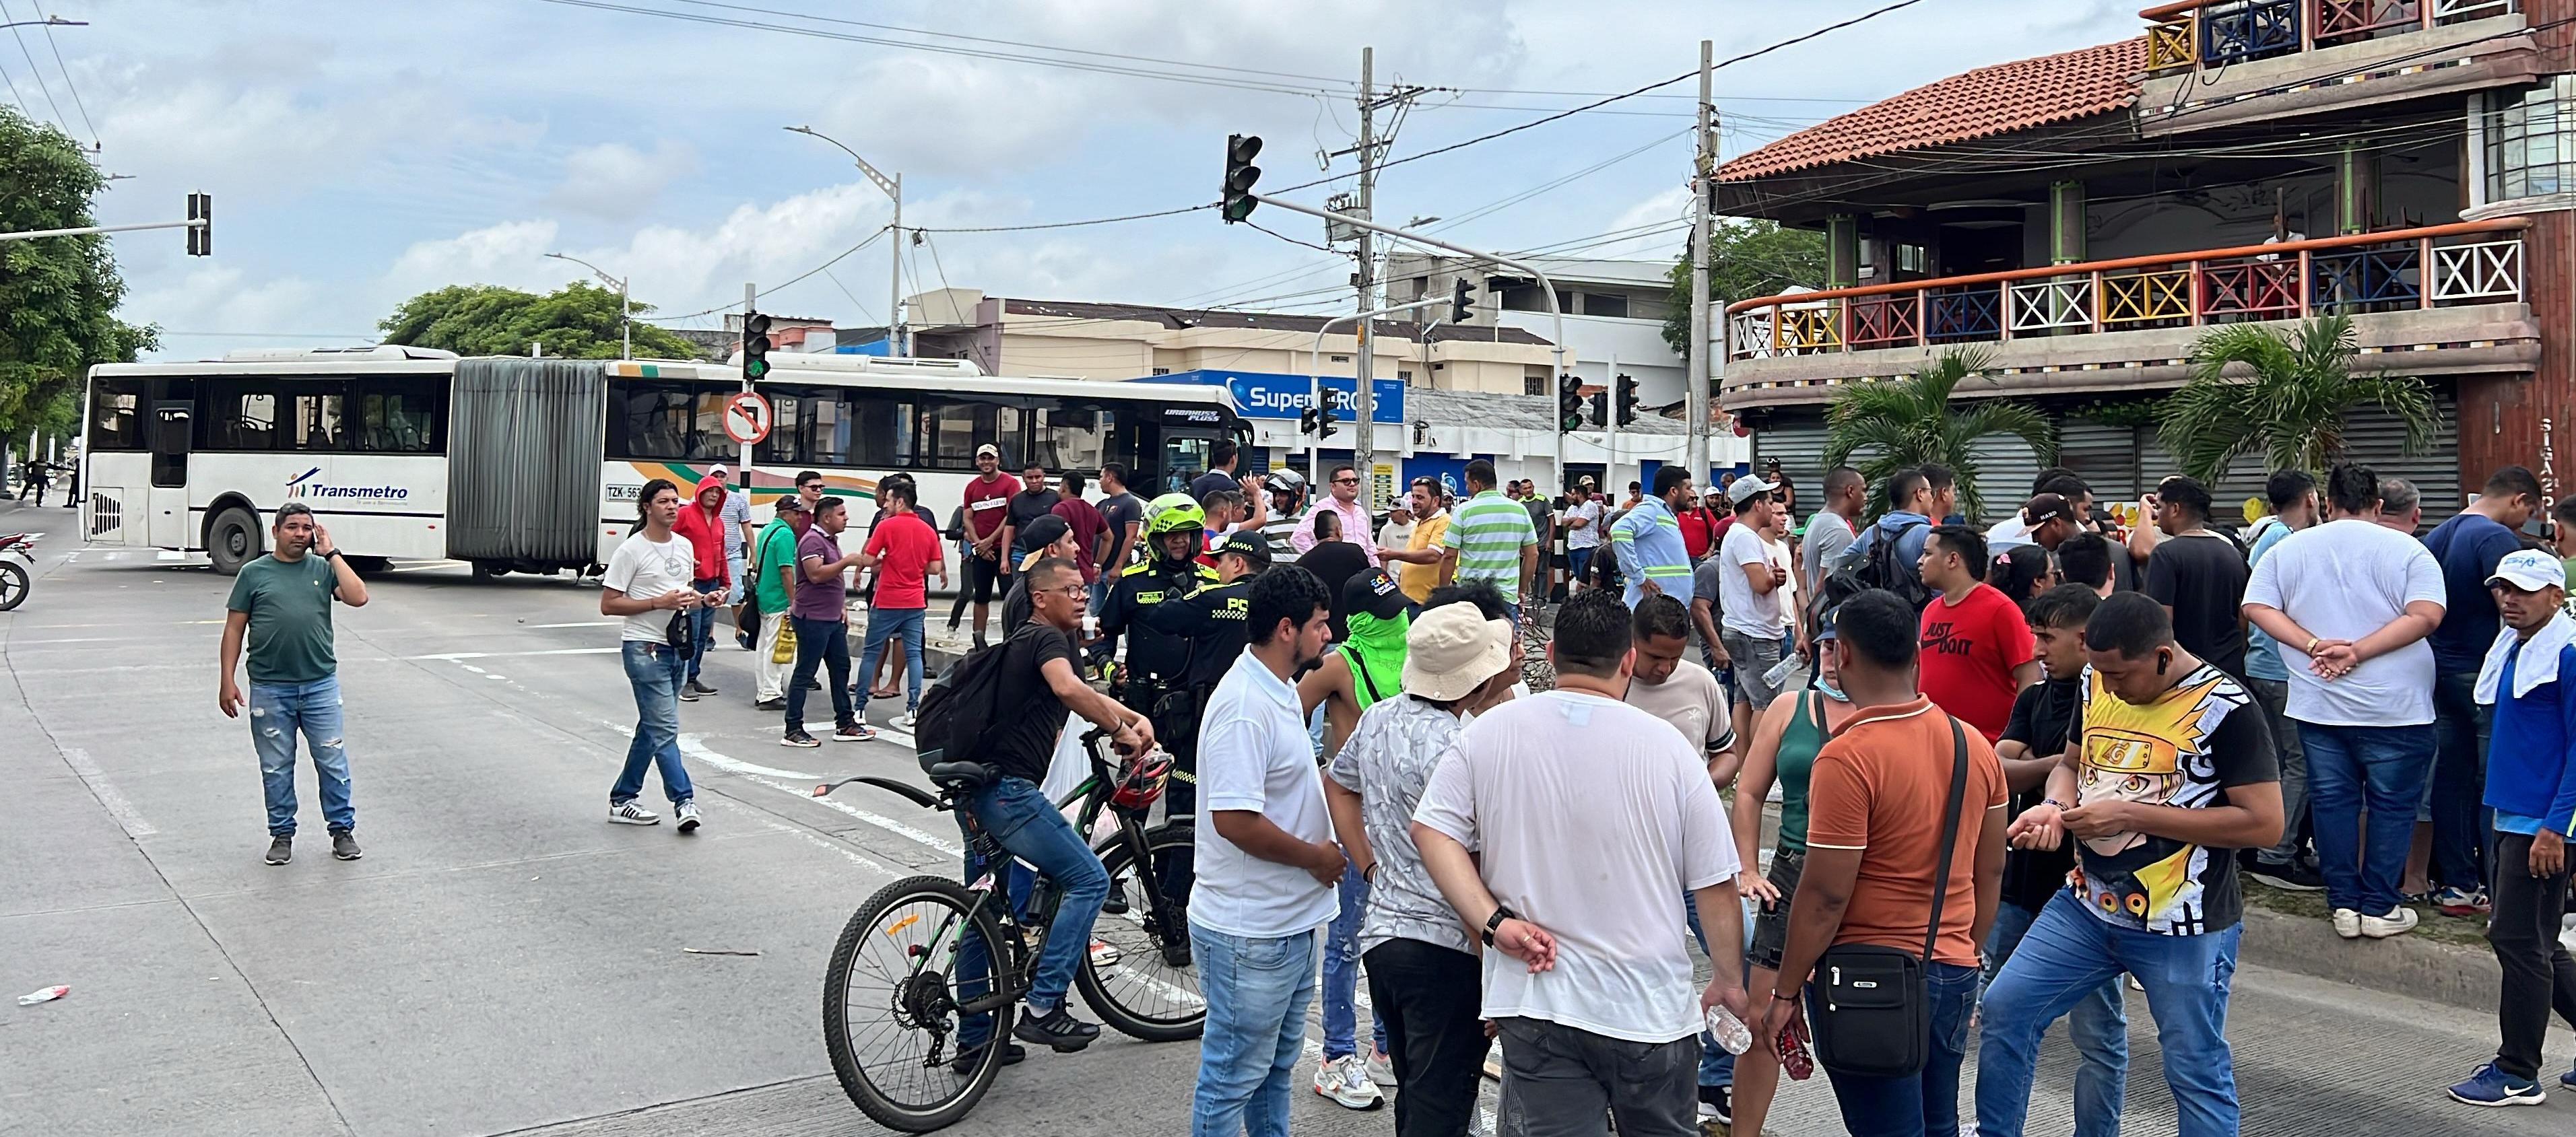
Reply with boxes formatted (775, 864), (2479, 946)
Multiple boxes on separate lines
(772, 619), (798, 664)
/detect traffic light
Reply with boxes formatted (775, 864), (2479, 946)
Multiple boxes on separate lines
(1316, 399), (1337, 440)
(1451, 277), (1475, 323)
(1615, 374), (1639, 427)
(1222, 134), (1263, 223)
(186, 191), (210, 256)
(1589, 390), (1607, 427)
(741, 312), (773, 380)
(1556, 374), (1583, 433)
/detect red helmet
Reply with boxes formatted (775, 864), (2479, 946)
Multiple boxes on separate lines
(1110, 750), (1175, 811)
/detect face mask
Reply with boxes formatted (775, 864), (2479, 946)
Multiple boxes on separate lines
(1815, 675), (1851, 703)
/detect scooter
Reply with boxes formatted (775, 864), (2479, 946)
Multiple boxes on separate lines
(0, 531), (32, 611)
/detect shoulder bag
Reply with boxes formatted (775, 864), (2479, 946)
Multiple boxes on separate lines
(1806, 714), (1969, 1079)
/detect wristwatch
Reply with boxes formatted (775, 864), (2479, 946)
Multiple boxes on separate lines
(323, 549), (342, 560)
(1481, 905), (1519, 947)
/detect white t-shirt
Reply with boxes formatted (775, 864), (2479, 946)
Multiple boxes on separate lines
(1718, 524), (1785, 638)
(1191, 650), (1339, 938)
(1626, 658), (1733, 754)
(1414, 690), (1738, 1043)
(1564, 499), (1606, 549)
(2241, 517), (2447, 726)
(603, 531), (697, 643)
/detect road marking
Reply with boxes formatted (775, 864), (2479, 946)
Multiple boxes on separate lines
(61, 747), (157, 838)
(156, 551), (187, 561)
(525, 621), (621, 628)
(593, 720), (963, 858)
(407, 647), (621, 661)
(389, 559), (464, 572)
(675, 734), (818, 781)
(460, 664), (487, 674)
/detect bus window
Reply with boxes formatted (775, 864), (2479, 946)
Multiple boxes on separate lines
(354, 376), (444, 453)
(803, 391), (854, 467)
(87, 378), (145, 450)
(853, 393), (915, 467)
(1160, 434), (1213, 496)
(611, 380), (692, 459)
(1028, 407), (1109, 473)
(756, 391), (805, 466)
(287, 390), (346, 451)
(923, 399), (1020, 469)
(202, 380), (278, 450)
(687, 388), (737, 460)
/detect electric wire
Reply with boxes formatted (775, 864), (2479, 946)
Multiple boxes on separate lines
(36, 11), (90, 145)
(0, 0), (63, 133)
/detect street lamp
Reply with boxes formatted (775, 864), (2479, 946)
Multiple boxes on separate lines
(786, 125), (904, 356)
(544, 252), (630, 360)
(0, 17), (85, 30)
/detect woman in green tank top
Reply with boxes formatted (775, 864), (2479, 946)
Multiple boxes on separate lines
(1726, 625), (1861, 1137)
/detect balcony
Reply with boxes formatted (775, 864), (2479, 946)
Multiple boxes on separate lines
(2145, 0), (2514, 69)
(2136, 1), (2540, 133)
(1720, 219), (2540, 410)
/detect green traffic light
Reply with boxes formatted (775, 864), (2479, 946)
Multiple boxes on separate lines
(745, 359), (768, 378)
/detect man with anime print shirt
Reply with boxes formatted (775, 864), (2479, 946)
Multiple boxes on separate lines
(1976, 593), (2282, 1137)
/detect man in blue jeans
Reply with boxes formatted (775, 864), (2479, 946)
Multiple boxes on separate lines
(848, 479), (944, 738)
(1981, 594), (2282, 1137)
(599, 478), (705, 831)
(220, 502), (370, 866)
(950, 557), (1158, 1063)
(2419, 465), (2542, 914)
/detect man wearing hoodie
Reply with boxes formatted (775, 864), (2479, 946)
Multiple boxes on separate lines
(671, 473), (734, 700)
(2445, 549), (2576, 1107)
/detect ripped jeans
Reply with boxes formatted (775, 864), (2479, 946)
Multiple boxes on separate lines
(249, 675), (354, 837)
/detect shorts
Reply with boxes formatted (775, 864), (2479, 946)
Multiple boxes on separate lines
(966, 552), (1003, 603)
(725, 554), (747, 605)
(1721, 629), (1787, 711)
(1747, 847), (1807, 971)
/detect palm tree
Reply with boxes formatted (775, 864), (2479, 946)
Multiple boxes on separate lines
(2157, 315), (2434, 483)
(1822, 346), (2055, 521)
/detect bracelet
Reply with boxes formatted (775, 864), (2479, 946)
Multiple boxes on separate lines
(2303, 636), (2320, 654)
(2044, 798), (2071, 811)
(1771, 990), (1800, 1002)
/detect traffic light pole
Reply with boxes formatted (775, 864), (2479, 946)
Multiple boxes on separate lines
(0, 217), (206, 243)
(1306, 295), (1445, 475)
(740, 282), (756, 496)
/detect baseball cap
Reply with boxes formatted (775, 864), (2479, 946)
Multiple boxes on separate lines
(1402, 600), (1513, 701)
(2022, 493), (2078, 527)
(1343, 568), (1413, 622)
(974, 443), (1000, 459)
(1727, 475), (1776, 506)
(707, 462), (730, 480)
(1577, 475), (1596, 487)
(2488, 547), (2566, 591)
(1214, 531), (1272, 566)
(774, 493), (808, 514)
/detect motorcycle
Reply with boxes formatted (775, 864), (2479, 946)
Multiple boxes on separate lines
(0, 531), (31, 611)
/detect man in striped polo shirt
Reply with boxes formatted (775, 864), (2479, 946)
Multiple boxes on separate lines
(1612, 465), (1698, 611)
(1437, 459), (1540, 622)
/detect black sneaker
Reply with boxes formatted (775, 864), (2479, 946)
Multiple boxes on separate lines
(754, 697), (785, 711)
(264, 836), (292, 866)
(950, 1040), (1028, 1074)
(1012, 1005), (1102, 1052)
(1698, 1083), (1732, 1126)
(688, 679), (719, 697)
(330, 831), (362, 861)
(2242, 851), (2323, 893)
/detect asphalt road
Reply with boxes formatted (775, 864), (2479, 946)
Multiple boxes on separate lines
(5, 497), (2575, 1137)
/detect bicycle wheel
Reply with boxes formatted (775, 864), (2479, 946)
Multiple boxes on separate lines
(824, 874), (1018, 1132)
(1075, 821), (1206, 1041)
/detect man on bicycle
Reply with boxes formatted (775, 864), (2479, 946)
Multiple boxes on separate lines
(958, 555), (1158, 1058)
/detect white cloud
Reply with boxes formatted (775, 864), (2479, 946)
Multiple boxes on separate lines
(548, 141), (700, 220)
(385, 219), (565, 295)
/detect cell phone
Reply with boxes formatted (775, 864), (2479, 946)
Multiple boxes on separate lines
(1777, 1020), (1814, 1080)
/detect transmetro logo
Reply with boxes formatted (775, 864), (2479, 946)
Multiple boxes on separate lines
(284, 467), (409, 501)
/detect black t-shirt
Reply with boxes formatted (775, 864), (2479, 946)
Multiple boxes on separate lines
(1188, 469), (1241, 501)
(1007, 490), (1063, 551)
(2063, 664), (2277, 935)
(1998, 677), (2082, 914)
(983, 623), (1080, 784)
(1096, 491), (1143, 570)
(1296, 539), (1374, 642)
(2144, 533), (2250, 677)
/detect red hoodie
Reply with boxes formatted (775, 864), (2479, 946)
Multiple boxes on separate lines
(671, 475), (731, 586)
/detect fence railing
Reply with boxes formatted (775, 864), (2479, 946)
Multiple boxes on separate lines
(1724, 220), (2526, 362)
(2142, 0), (2517, 71)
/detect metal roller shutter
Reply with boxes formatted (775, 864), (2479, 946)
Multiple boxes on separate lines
(2138, 396), (2458, 526)
(1749, 411), (1832, 512)
(2058, 421), (2143, 506)
(1964, 434), (2043, 525)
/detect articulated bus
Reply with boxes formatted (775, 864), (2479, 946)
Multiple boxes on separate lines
(79, 347), (1248, 576)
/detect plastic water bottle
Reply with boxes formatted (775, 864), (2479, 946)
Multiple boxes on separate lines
(1705, 1004), (1754, 1056)
(1761, 650), (1799, 693)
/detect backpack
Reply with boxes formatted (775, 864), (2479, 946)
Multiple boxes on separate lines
(1820, 519), (1933, 615)
(911, 626), (1037, 773)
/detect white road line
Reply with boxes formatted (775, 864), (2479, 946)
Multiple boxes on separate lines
(524, 621), (621, 628)
(61, 747), (157, 838)
(674, 734), (818, 781)
(389, 559), (465, 572)
(593, 720), (963, 858)
(460, 664), (487, 675)
(407, 647), (621, 661)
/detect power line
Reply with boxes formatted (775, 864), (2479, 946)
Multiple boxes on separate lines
(1245, 219), (1335, 253)
(36, 11), (93, 146)
(0, 0), (63, 133)
(650, 225), (891, 320)
(915, 202), (1216, 234)
(663, 0), (1356, 88)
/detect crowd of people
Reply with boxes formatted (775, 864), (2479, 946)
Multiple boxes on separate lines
(209, 436), (2576, 1135)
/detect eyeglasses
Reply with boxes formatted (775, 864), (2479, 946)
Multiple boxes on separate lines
(798, 483), (824, 492)
(1042, 583), (1088, 599)
(1332, 477), (1360, 485)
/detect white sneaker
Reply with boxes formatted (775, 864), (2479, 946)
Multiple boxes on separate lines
(894, 712), (917, 731)
(1311, 1054), (1383, 1110)
(608, 802), (660, 825)
(2362, 905), (2419, 938)
(2332, 907), (2361, 939)
(1366, 1049), (1397, 1087)
(675, 800), (701, 833)
(1087, 938), (1123, 970)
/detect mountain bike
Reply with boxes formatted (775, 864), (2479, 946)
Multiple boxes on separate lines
(814, 730), (1202, 1132)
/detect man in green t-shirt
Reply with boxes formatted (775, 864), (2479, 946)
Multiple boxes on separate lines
(750, 493), (812, 710)
(218, 502), (370, 866)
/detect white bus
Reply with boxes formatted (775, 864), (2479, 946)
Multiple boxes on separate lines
(79, 347), (1249, 576)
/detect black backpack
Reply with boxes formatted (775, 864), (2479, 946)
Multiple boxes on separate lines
(1821, 519), (1934, 615)
(911, 627), (1032, 774)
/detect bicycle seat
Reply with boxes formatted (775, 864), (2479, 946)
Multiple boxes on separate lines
(926, 761), (993, 792)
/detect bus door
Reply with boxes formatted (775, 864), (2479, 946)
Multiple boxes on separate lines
(147, 399), (192, 549)
(1148, 405), (1237, 496)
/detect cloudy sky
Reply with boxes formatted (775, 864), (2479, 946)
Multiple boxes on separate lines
(57, 0), (2142, 359)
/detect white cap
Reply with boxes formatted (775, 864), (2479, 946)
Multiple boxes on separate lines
(1727, 475), (1776, 506)
(2488, 547), (2566, 591)
(1401, 602), (1513, 701)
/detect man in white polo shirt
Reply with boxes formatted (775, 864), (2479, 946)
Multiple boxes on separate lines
(1193, 563), (1345, 1137)
(1414, 588), (1748, 1134)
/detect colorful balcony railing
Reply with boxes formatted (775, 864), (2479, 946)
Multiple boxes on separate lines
(1724, 220), (2526, 362)
(2142, 0), (2517, 71)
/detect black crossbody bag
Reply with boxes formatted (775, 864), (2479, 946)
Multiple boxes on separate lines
(1808, 714), (1969, 1079)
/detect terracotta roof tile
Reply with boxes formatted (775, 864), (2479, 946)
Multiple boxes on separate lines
(1718, 38), (2146, 182)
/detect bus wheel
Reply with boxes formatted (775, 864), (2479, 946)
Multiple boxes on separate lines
(470, 559), (510, 582)
(206, 507), (263, 576)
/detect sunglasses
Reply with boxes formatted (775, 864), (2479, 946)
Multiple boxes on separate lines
(1332, 477), (1360, 485)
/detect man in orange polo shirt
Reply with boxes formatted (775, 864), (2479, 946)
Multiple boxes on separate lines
(1764, 588), (2009, 1137)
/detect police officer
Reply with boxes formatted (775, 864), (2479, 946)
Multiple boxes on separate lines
(1154, 530), (1271, 693)
(1094, 493), (1220, 784)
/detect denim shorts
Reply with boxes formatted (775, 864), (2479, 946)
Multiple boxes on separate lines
(1748, 847), (1806, 971)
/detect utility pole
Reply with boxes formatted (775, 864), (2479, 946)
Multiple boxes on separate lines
(1686, 39), (1714, 484)
(1354, 46), (1377, 485)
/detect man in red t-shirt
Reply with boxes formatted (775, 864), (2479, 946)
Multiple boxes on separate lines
(851, 479), (946, 735)
(1678, 494), (1725, 563)
(1915, 524), (2039, 740)
(1051, 469), (1107, 584)
(956, 444), (1022, 648)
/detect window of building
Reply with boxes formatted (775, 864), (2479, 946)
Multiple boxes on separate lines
(1895, 242), (1929, 274)
(2486, 77), (2576, 201)
(1397, 370), (1413, 383)
(1525, 373), (1546, 395)
(87, 378), (145, 450)
(1581, 292), (1630, 318)
(1150, 367), (1171, 376)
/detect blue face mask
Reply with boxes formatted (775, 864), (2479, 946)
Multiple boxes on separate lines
(1815, 673), (1850, 703)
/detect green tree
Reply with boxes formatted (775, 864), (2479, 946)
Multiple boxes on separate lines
(1822, 347), (2056, 520)
(0, 106), (157, 446)
(378, 281), (702, 359)
(1663, 218), (1828, 357)
(2157, 315), (2433, 483)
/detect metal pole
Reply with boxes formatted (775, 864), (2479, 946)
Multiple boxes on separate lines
(740, 283), (756, 492)
(1606, 349), (1620, 487)
(0, 217), (204, 243)
(890, 175), (905, 356)
(1310, 297), (1446, 478)
(1686, 39), (1713, 485)
(620, 276), (632, 361)
(1354, 46), (1377, 493)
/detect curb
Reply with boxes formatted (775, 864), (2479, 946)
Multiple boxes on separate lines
(2236, 901), (2499, 1014)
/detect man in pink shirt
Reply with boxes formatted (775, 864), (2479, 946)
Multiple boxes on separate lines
(1293, 462), (1381, 567)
